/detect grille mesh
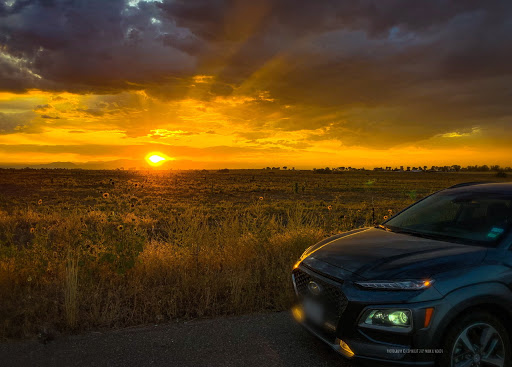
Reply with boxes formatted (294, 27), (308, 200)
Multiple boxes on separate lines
(293, 268), (348, 314)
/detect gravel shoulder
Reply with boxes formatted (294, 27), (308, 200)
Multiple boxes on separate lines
(0, 312), (356, 367)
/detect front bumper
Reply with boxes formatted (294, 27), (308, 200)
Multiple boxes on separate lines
(292, 265), (443, 366)
(299, 321), (436, 366)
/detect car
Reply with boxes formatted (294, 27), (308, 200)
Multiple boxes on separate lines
(291, 182), (512, 367)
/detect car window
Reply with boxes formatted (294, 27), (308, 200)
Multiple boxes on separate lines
(385, 192), (512, 246)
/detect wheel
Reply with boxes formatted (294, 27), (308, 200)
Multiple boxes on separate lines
(439, 311), (511, 367)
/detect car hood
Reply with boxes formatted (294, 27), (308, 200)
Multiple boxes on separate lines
(301, 227), (487, 279)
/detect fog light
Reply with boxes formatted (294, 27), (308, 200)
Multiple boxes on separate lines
(291, 305), (304, 322)
(339, 339), (355, 357)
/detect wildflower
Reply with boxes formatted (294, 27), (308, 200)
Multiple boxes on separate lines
(388, 209), (393, 213)
(327, 205), (333, 211)
(27, 275), (32, 282)
(117, 225), (124, 231)
(37, 199), (43, 205)
(30, 227), (35, 233)
(103, 192), (110, 199)
(383, 215), (389, 220)
(259, 196), (264, 201)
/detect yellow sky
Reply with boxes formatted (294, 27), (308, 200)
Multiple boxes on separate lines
(1, 1), (511, 169)
(0, 87), (509, 169)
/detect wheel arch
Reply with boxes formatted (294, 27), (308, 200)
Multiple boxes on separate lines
(431, 283), (512, 348)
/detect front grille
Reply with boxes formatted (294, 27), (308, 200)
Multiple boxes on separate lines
(293, 268), (348, 316)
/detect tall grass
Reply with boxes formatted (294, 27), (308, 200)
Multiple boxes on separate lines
(2, 168), (490, 339)
(64, 252), (79, 329)
(0, 202), (375, 339)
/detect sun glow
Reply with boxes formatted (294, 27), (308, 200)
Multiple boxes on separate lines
(149, 155), (165, 163)
(145, 152), (172, 167)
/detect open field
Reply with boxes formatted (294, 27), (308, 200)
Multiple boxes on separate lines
(0, 169), (510, 340)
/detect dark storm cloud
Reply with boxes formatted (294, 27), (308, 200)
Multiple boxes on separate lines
(159, 0), (512, 145)
(1, 0), (507, 91)
(0, 0), (195, 92)
(1, 0), (511, 147)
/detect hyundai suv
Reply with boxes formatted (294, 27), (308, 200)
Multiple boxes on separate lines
(291, 182), (512, 367)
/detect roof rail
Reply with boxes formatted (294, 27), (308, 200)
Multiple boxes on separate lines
(448, 181), (497, 189)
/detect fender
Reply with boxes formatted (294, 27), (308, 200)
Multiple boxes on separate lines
(428, 282), (512, 348)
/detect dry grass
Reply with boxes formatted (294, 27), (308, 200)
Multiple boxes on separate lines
(64, 252), (79, 329)
(0, 169), (509, 339)
(0, 206), (326, 338)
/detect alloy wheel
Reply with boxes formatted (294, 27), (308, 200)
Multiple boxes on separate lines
(451, 322), (505, 367)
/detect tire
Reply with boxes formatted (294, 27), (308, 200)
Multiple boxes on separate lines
(438, 311), (511, 367)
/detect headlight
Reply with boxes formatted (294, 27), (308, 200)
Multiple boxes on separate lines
(355, 279), (434, 290)
(362, 309), (411, 328)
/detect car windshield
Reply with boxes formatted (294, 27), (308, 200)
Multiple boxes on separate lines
(383, 191), (512, 246)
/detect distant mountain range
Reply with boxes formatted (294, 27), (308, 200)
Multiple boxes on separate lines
(0, 160), (144, 170)
(0, 159), (262, 170)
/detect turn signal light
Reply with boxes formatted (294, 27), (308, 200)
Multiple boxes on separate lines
(291, 305), (304, 322)
(339, 339), (355, 357)
(424, 307), (434, 328)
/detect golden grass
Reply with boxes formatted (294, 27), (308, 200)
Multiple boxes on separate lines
(0, 204), (332, 338)
(64, 251), (79, 329)
(0, 169), (509, 339)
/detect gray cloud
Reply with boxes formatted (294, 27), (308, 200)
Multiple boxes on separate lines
(0, 0), (511, 148)
(0, 111), (36, 133)
(0, 0), (195, 92)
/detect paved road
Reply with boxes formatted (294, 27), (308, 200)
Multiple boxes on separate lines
(1, 312), (357, 367)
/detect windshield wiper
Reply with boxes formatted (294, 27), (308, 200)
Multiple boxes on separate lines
(381, 225), (482, 245)
(376, 223), (405, 233)
(376, 224), (394, 232)
(376, 224), (479, 244)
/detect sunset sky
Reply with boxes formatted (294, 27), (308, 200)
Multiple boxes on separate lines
(0, 0), (511, 169)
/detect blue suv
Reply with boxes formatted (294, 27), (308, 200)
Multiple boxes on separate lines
(292, 182), (512, 367)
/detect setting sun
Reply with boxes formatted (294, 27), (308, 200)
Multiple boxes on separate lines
(146, 153), (171, 167)
(149, 155), (165, 164)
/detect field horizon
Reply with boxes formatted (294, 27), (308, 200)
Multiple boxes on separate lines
(1, 169), (510, 340)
